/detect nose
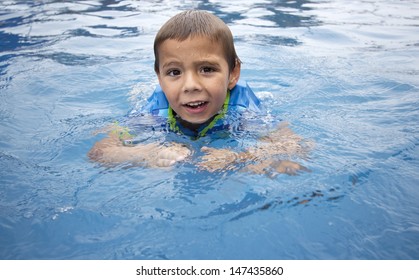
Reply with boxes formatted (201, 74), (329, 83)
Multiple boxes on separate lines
(182, 71), (202, 93)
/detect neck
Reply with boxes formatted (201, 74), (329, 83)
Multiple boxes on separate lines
(176, 114), (217, 132)
(168, 90), (230, 137)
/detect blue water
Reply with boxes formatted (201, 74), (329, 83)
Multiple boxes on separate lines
(1, 0), (418, 260)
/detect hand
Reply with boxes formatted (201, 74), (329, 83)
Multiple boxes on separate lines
(255, 122), (313, 158)
(88, 138), (191, 168)
(272, 160), (310, 176)
(198, 146), (242, 172)
(244, 159), (310, 177)
(148, 143), (192, 167)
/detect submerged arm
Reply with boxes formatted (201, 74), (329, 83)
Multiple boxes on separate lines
(199, 122), (313, 176)
(88, 125), (191, 167)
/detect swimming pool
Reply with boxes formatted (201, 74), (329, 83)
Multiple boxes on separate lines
(0, 0), (418, 259)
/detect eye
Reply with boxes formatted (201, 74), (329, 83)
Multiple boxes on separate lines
(167, 69), (181, 76)
(200, 66), (216, 74)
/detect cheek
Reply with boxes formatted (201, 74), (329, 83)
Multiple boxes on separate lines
(214, 81), (229, 97)
(209, 76), (228, 90)
(159, 87), (177, 107)
(210, 85), (228, 107)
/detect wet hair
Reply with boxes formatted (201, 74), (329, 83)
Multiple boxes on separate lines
(154, 10), (240, 73)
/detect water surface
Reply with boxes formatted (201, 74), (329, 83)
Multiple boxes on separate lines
(0, 0), (418, 259)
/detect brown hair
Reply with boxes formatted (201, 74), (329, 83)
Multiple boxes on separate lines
(154, 10), (240, 73)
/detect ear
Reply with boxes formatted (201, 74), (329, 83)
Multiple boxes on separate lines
(228, 61), (241, 90)
(156, 70), (163, 86)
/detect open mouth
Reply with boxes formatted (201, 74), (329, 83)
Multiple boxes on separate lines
(184, 101), (208, 109)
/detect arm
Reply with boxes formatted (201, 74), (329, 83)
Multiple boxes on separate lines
(198, 122), (313, 176)
(88, 125), (191, 167)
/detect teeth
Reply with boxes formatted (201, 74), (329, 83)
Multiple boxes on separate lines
(186, 101), (205, 107)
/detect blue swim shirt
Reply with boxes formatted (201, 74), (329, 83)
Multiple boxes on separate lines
(142, 79), (262, 138)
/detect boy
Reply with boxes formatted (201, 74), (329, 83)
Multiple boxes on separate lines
(88, 10), (310, 175)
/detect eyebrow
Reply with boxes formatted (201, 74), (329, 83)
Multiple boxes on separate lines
(161, 61), (181, 69)
(160, 58), (223, 70)
(196, 60), (221, 67)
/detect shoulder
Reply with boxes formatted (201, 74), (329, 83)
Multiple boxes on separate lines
(229, 80), (262, 112)
(142, 85), (170, 117)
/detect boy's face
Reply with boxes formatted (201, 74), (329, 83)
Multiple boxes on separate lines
(156, 36), (240, 125)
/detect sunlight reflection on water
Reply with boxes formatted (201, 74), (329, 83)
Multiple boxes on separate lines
(0, 0), (418, 259)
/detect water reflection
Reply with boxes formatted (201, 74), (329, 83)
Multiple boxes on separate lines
(200, 0), (318, 28)
(2, 0), (419, 260)
(0, 0), (320, 56)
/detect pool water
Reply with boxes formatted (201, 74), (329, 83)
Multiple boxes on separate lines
(1, 0), (418, 259)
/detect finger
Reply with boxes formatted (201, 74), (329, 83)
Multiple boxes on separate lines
(299, 165), (311, 173)
(200, 146), (209, 152)
(172, 147), (192, 158)
(173, 153), (187, 161)
(200, 146), (215, 153)
(155, 158), (176, 167)
(161, 150), (188, 161)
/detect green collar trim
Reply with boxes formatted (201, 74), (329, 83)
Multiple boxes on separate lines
(168, 90), (230, 138)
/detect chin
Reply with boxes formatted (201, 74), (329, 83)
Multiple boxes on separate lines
(181, 116), (212, 126)
(180, 115), (210, 125)
(187, 118), (209, 125)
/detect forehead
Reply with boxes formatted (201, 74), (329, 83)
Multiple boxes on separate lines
(158, 36), (227, 62)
